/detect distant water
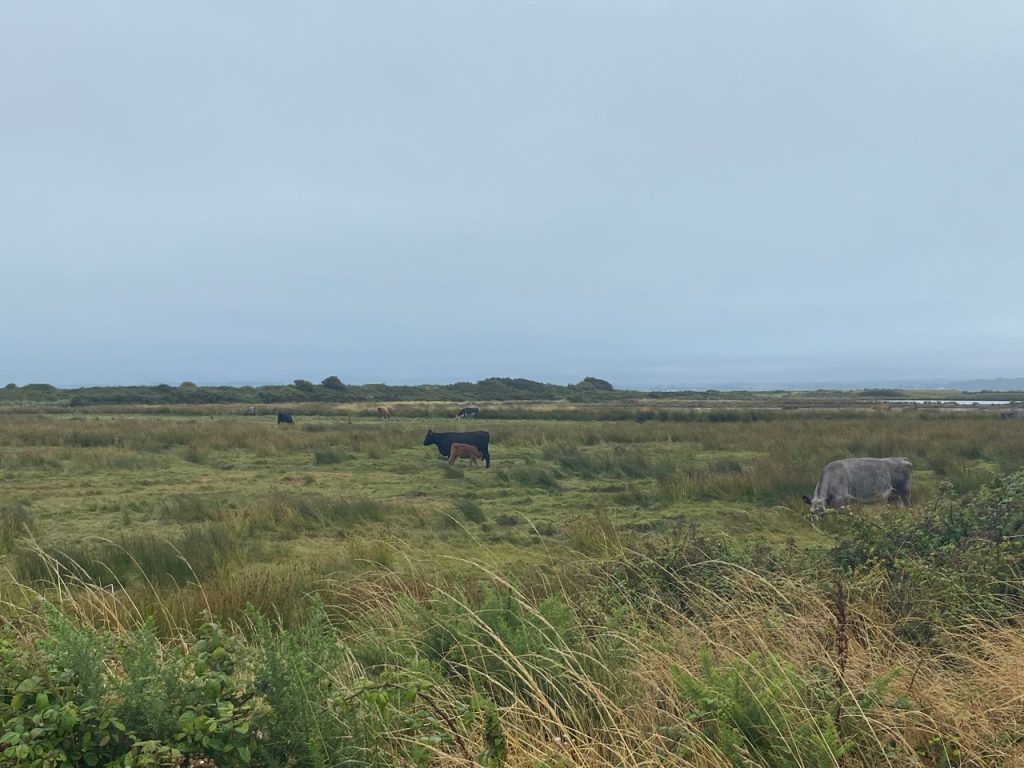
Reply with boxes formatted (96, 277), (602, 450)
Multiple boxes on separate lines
(895, 399), (1015, 406)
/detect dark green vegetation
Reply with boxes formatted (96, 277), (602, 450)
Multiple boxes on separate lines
(4, 377), (1022, 408)
(0, 377), (626, 408)
(2, 396), (1023, 766)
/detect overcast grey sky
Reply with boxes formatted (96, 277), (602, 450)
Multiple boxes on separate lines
(2, 2), (1022, 389)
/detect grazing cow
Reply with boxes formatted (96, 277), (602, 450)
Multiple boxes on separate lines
(456, 406), (480, 419)
(246, 405), (257, 416)
(377, 406), (392, 421)
(277, 411), (294, 424)
(448, 442), (483, 467)
(423, 429), (491, 468)
(871, 403), (891, 413)
(802, 457), (912, 520)
(1000, 410), (1023, 420)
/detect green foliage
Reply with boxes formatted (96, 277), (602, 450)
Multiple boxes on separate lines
(320, 376), (345, 390)
(858, 388), (904, 398)
(0, 613), (147, 768)
(830, 472), (1024, 630)
(670, 652), (844, 767)
(247, 602), (363, 766)
(1, 604), (463, 768)
(171, 623), (262, 766)
(576, 377), (614, 391)
(917, 734), (963, 768)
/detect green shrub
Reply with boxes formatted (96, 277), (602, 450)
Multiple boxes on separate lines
(830, 472), (1024, 632)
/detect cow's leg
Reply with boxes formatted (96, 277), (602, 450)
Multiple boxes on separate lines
(448, 453), (456, 465)
(483, 449), (491, 468)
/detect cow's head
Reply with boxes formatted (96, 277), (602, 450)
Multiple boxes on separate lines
(802, 494), (826, 521)
(423, 430), (435, 446)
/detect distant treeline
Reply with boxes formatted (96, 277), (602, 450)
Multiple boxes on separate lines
(0, 376), (642, 406)
(3, 379), (1020, 408)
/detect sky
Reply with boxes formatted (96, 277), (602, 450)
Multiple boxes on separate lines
(2, 2), (1023, 390)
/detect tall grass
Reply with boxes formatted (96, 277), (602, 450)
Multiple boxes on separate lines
(12, 522), (241, 589)
(5, 539), (1022, 766)
(2, 405), (1024, 764)
(0, 501), (32, 553)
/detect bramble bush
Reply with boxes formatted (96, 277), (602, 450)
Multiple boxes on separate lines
(829, 471), (1024, 632)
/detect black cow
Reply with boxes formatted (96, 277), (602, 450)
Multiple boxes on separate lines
(424, 429), (490, 468)
(456, 406), (480, 419)
(277, 411), (294, 424)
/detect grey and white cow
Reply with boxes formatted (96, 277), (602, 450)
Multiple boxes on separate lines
(802, 457), (912, 520)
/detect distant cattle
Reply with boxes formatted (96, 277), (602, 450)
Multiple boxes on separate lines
(1000, 410), (1023, 420)
(424, 429), (491, 468)
(802, 457), (912, 520)
(246, 405), (257, 416)
(277, 411), (294, 424)
(377, 406), (392, 421)
(448, 443), (483, 467)
(871, 403), (891, 413)
(456, 407), (480, 419)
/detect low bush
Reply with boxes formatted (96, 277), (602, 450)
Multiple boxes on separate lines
(830, 472), (1024, 628)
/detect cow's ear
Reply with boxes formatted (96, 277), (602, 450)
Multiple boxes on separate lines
(801, 495), (812, 505)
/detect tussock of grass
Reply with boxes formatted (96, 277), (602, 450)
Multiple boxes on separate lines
(0, 501), (33, 553)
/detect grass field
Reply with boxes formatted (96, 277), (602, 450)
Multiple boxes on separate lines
(2, 399), (1023, 766)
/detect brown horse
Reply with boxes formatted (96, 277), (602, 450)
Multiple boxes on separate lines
(377, 406), (392, 421)
(448, 442), (482, 467)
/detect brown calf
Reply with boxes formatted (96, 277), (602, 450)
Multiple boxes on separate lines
(448, 442), (482, 467)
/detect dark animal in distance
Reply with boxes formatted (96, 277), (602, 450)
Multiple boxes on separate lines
(423, 429), (491, 468)
(377, 406), (392, 421)
(1000, 410), (1023, 420)
(277, 411), (294, 424)
(802, 457), (912, 520)
(448, 443), (483, 467)
(456, 407), (480, 419)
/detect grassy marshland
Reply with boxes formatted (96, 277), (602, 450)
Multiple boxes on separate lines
(1, 401), (1023, 766)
